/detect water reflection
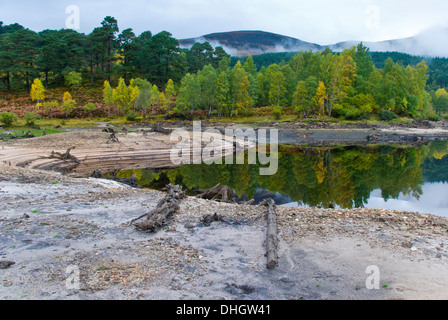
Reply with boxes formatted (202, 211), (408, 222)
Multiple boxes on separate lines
(117, 141), (448, 217)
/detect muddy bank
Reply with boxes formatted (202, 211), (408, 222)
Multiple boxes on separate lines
(128, 119), (448, 146)
(0, 130), (250, 176)
(147, 120), (448, 146)
(1, 164), (448, 300)
(1, 121), (448, 176)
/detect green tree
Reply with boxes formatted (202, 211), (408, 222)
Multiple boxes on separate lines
(138, 31), (184, 86)
(113, 78), (132, 114)
(212, 46), (230, 69)
(149, 85), (160, 115)
(268, 69), (287, 106)
(231, 61), (253, 116)
(353, 43), (374, 93)
(434, 88), (448, 115)
(36, 30), (62, 88)
(216, 71), (230, 116)
(0, 32), (15, 91)
(101, 16), (119, 82)
(243, 55), (258, 77)
(293, 81), (309, 116)
(165, 79), (176, 115)
(197, 64), (218, 115)
(84, 102), (97, 118)
(62, 91), (76, 118)
(134, 87), (151, 118)
(177, 73), (201, 115)
(117, 28), (137, 81)
(43, 100), (59, 118)
(25, 112), (41, 126)
(11, 29), (39, 92)
(187, 42), (214, 74)
(65, 71), (82, 94)
(0, 112), (18, 126)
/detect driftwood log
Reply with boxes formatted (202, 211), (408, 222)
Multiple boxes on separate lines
(261, 198), (279, 270)
(130, 184), (186, 232)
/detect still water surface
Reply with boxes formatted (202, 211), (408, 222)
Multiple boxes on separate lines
(117, 141), (448, 217)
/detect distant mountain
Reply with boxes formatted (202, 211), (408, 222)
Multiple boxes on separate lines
(179, 30), (323, 57)
(180, 29), (448, 57)
(331, 28), (448, 57)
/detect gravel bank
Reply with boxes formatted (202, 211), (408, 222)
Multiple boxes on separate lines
(1, 163), (448, 300)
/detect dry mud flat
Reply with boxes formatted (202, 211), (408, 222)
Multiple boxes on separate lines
(1, 164), (448, 300)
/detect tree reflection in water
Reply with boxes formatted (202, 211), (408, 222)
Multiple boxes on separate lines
(116, 141), (448, 210)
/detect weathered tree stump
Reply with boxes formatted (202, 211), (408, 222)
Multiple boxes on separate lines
(194, 184), (235, 203)
(261, 198), (279, 270)
(49, 147), (79, 163)
(130, 184), (185, 233)
(151, 123), (172, 135)
(201, 213), (225, 226)
(102, 127), (115, 133)
(0, 261), (15, 269)
(107, 132), (119, 143)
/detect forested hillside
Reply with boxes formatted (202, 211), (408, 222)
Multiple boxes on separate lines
(232, 51), (448, 90)
(1, 17), (448, 123)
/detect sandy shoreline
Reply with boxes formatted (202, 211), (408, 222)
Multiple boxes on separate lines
(1, 162), (448, 300)
(2, 121), (448, 177)
(1, 124), (448, 300)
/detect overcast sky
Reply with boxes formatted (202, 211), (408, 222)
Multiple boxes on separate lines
(1, 0), (448, 44)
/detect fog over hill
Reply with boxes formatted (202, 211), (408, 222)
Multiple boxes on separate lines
(179, 30), (323, 56)
(179, 29), (448, 57)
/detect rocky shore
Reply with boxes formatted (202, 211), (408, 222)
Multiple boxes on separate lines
(1, 162), (448, 300)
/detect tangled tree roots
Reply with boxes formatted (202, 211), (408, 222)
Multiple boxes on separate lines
(49, 147), (79, 163)
(194, 184), (236, 203)
(130, 184), (186, 232)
